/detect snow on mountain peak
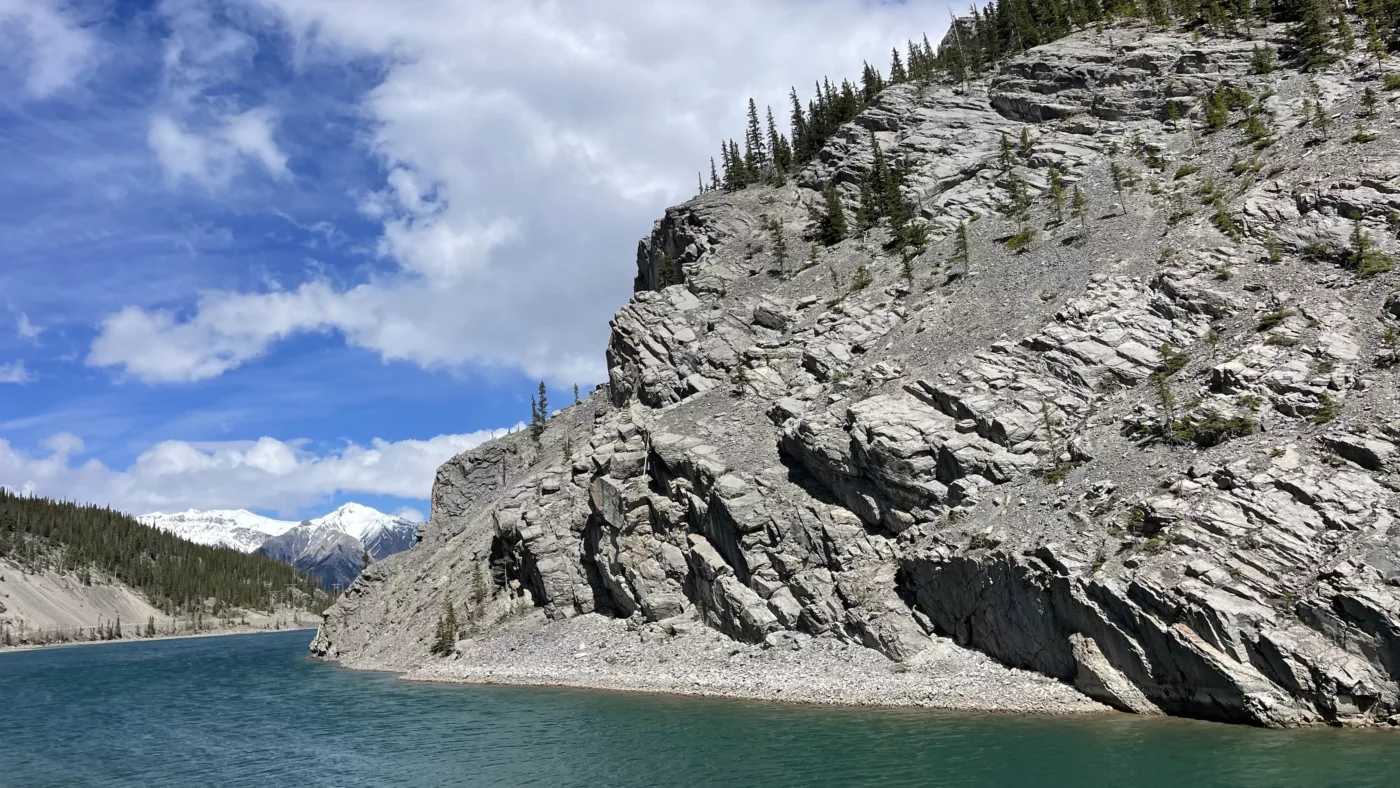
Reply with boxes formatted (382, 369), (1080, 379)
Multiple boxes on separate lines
(308, 502), (413, 541)
(139, 503), (417, 554)
(137, 509), (300, 552)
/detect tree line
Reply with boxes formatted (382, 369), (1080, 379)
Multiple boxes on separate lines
(943, 0), (1400, 81)
(702, 35), (944, 195)
(0, 490), (328, 616)
(704, 0), (1398, 201)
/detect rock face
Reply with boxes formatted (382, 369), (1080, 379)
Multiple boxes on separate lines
(313, 21), (1400, 727)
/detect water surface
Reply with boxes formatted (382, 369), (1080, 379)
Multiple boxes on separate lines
(0, 630), (1396, 787)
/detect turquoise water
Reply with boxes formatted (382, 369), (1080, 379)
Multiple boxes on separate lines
(0, 631), (1397, 787)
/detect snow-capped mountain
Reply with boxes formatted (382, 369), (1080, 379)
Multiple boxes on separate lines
(137, 509), (300, 552)
(139, 503), (419, 590)
(304, 502), (417, 559)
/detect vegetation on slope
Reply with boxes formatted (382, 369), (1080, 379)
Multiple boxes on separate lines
(0, 490), (329, 616)
(702, 0), (1400, 200)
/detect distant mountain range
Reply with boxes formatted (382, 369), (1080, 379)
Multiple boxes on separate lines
(139, 503), (418, 590)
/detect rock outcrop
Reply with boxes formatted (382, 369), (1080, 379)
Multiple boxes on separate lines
(312, 21), (1400, 728)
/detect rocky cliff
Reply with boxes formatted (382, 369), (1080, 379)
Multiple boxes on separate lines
(313, 21), (1400, 728)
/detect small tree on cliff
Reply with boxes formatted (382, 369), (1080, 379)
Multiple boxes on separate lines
(811, 186), (849, 246)
(430, 599), (458, 656)
(950, 221), (970, 269)
(530, 382), (548, 440)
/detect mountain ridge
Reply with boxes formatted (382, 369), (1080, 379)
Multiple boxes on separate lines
(140, 503), (419, 590)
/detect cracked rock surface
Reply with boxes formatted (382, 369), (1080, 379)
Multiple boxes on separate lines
(313, 21), (1400, 728)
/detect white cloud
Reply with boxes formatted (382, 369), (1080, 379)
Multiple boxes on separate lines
(90, 0), (940, 385)
(0, 361), (33, 384)
(0, 0), (98, 98)
(148, 106), (290, 189)
(0, 425), (515, 516)
(16, 313), (41, 341)
(393, 506), (425, 524)
(145, 0), (290, 189)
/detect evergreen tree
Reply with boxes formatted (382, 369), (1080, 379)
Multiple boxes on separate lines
(765, 215), (789, 272)
(1365, 17), (1388, 62)
(1254, 0), (1273, 26)
(731, 361), (749, 397)
(1203, 88), (1231, 132)
(789, 88), (810, 163)
(709, 158), (720, 191)
(1250, 44), (1277, 75)
(1337, 6), (1356, 53)
(1362, 86), (1379, 116)
(999, 132), (1016, 169)
(472, 562), (488, 618)
(530, 381), (549, 440)
(890, 47), (908, 83)
(657, 249), (678, 288)
(720, 141), (738, 191)
(856, 174), (880, 232)
(951, 221), (970, 268)
(1291, 0), (1338, 70)
(430, 599), (458, 656)
(573, 383), (580, 406)
(744, 98), (767, 174)
(1109, 160), (1139, 214)
(1049, 166), (1068, 224)
(811, 186), (850, 245)
(1072, 184), (1089, 235)
(999, 171), (1033, 231)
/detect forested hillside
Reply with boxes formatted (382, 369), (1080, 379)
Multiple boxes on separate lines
(0, 490), (329, 616)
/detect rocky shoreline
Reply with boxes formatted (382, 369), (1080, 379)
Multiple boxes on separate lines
(2, 620), (319, 653)
(387, 612), (1108, 715)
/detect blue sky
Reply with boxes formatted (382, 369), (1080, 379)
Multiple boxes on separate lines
(0, 0), (944, 520)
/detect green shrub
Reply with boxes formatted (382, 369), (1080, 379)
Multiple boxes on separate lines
(1211, 205), (1242, 241)
(1174, 163), (1201, 180)
(1356, 250), (1395, 278)
(1004, 227), (1035, 252)
(848, 264), (873, 292)
(1312, 393), (1341, 424)
(1256, 308), (1295, 331)
(1158, 344), (1190, 376)
(1171, 409), (1259, 447)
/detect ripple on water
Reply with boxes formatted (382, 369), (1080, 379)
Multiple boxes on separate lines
(0, 631), (1396, 788)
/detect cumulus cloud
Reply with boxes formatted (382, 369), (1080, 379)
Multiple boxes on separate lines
(89, 0), (940, 385)
(0, 361), (33, 384)
(0, 425), (516, 516)
(0, 0), (99, 98)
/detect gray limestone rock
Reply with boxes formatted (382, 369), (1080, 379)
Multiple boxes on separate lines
(311, 20), (1400, 728)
